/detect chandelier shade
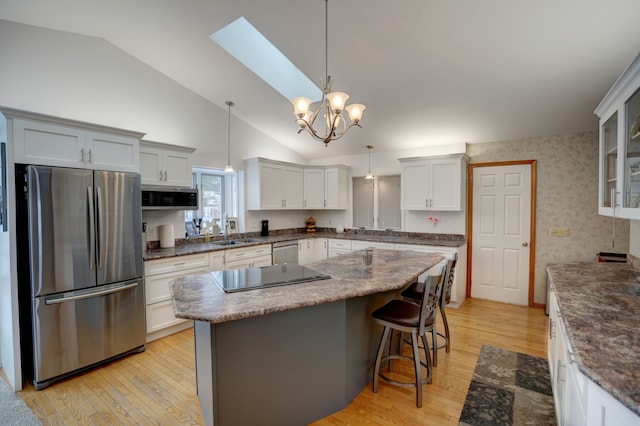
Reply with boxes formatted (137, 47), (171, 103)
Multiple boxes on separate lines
(291, 0), (365, 146)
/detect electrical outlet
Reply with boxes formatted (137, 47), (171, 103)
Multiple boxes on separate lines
(549, 227), (569, 237)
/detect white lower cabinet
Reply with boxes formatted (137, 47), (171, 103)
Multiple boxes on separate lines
(328, 239), (352, 258)
(224, 244), (272, 270)
(298, 239), (328, 265)
(209, 251), (225, 272)
(587, 380), (640, 426)
(144, 252), (209, 341)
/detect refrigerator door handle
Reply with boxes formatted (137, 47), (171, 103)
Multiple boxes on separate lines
(44, 282), (139, 305)
(31, 167), (44, 291)
(96, 185), (105, 270)
(87, 186), (95, 271)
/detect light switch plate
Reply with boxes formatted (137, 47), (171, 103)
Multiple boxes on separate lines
(549, 227), (569, 237)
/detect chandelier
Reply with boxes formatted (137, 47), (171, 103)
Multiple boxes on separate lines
(291, 0), (366, 146)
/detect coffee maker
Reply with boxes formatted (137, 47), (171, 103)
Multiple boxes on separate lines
(261, 220), (269, 236)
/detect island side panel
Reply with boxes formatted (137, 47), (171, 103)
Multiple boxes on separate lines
(345, 291), (398, 400)
(198, 301), (348, 426)
(194, 321), (217, 426)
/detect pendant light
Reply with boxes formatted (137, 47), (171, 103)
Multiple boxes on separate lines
(224, 100), (234, 173)
(365, 145), (374, 180)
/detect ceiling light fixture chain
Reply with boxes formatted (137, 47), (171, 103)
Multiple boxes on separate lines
(224, 100), (234, 172)
(291, 0), (366, 147)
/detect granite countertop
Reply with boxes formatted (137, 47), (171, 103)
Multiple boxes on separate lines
(169, 249), (443, 324)
(547, 262), (640, 416)
(143, 231), (466, 261)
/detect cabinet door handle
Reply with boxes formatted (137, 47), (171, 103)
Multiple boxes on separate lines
(81, 148), (85, 163)
(159, 170), (163, 180)
(87, 149), (92, 164)
(164, 170), (168, 181)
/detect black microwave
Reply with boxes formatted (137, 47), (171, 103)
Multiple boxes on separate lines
(141, 186), (198, 210)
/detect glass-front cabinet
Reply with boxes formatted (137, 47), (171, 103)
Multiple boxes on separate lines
(624, 87), (640, 209)
(601, 112), (617, 210)
(596, 52), (640, 220)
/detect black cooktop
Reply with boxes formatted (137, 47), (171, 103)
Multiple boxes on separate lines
(211, 263), (331, 293)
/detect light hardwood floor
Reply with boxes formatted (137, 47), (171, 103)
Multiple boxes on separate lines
(10, 298), (548, 425)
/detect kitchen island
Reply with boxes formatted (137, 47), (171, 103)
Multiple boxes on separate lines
(170, 249), (443, 426)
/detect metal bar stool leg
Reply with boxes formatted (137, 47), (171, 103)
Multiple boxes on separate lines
(373, 326), (391, 393)
(410, 331), (423, 408)
(420, 333), (432, 384)
(440, 304), (451, 352)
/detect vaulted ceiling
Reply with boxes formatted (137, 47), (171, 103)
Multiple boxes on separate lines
(2, 0), (640, 159)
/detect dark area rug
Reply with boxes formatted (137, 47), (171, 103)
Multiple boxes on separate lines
(458, 345), (555, 426)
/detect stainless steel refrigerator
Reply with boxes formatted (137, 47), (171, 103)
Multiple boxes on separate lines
(19, 165), (145, 389)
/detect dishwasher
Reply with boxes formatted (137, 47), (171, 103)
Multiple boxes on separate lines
(272, 240), (299, 264)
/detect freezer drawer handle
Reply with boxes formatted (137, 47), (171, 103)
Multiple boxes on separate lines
(45, 282), (139, 305)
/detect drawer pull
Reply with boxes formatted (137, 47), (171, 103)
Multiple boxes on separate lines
(173, 262), (186, 266)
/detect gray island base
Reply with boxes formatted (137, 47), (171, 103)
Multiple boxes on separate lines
(170, 249), (443, 425)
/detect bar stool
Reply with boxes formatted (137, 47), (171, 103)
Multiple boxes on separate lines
(371, 268), (444, 408)
(439, 253), (458, 353)
(400, 258), (453, 366)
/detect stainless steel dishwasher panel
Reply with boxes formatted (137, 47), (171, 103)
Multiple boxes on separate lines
(272, 240), (299, 264)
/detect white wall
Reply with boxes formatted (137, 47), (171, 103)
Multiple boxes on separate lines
(0, 20), (307, 169)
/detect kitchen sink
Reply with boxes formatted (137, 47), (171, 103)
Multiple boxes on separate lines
(211, 238), (265, 246)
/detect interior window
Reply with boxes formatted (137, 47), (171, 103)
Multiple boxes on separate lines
(352, 175), (401, 230)
(186, 167), (238, 234)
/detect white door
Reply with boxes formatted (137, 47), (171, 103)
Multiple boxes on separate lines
(471, 164), (531, 305)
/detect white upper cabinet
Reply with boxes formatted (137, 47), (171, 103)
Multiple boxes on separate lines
(324, 166), (348, 209)
(5, 108), (143, 173)
(246, 158), (304, 210)
(303, 168), (325, 209)
(596, 52), (640, 220)
(399, 154), (469, 211)
(246, 158), (348, 211)
(303, 166), (348, 210)
(139, 140), (195, 187)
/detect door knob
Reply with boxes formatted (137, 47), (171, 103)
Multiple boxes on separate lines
(522, 242), (529, 247)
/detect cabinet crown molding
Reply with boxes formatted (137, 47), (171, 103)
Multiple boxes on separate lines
(140, 139), (196, 153)
(398, 153), (469, 163)
(0, 106), (146, 139)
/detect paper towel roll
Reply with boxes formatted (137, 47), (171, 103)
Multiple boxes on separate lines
(159, 224), (175, 248)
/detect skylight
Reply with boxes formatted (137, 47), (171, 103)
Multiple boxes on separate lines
(210, 17), (322, 102)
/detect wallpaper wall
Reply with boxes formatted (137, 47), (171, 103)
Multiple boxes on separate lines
(467, 132), (630, 304)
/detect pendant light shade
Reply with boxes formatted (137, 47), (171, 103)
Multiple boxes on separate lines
(365, 145), (374, 179)
(224, 100), (234, 173)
